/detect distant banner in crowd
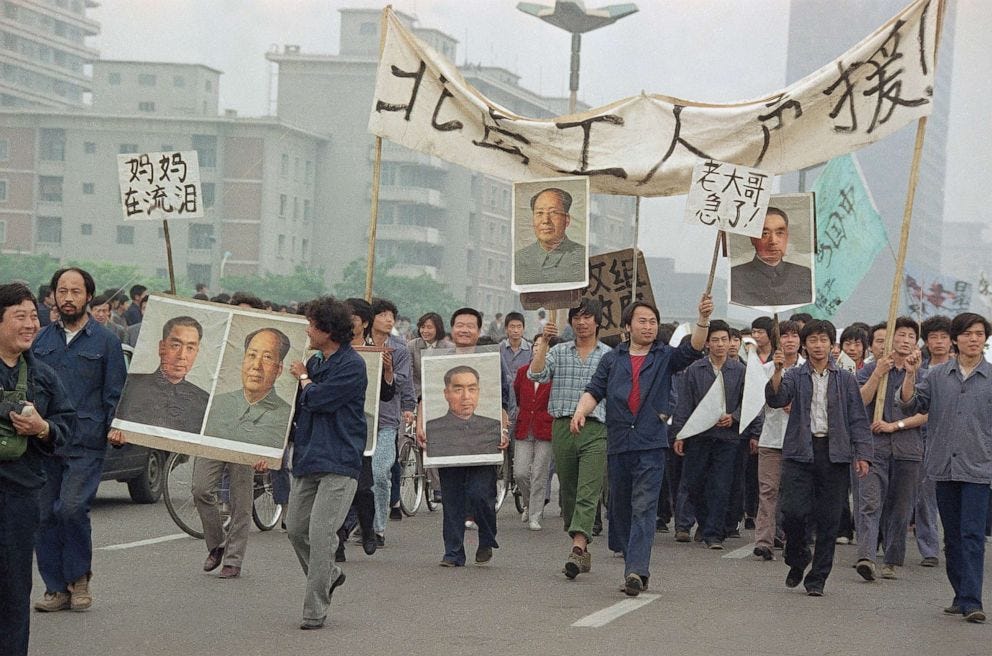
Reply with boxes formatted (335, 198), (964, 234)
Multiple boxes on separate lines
(369, 0), (938, 197)
(580, 249), (655, 347)
(795, 154), (889, 319)
(904, 264), (972, 320)
(117, 150), (203, 220)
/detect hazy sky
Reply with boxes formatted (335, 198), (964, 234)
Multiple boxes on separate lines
(89, 1), (986, 285)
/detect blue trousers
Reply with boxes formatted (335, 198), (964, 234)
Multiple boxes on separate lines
(608, 448), (665, 579)
(935, 481), (989, 613)
(0, 481), (40, 656)
(682, 436), (738, 542)
(438, 466), (498, 565)
(36, 453), (104, 593)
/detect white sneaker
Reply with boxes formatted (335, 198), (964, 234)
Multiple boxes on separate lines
(835, 536), (850, 545)
(465, 520), (478, 530)
(528, 520), (542, 531)
(521, 509), (529, 522)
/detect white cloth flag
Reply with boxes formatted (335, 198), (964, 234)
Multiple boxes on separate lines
(369, 0), (938, 197)
(739, 349), (770, 434)
(677, 369), (726, 440)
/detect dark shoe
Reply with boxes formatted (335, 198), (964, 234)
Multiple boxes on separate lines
(706, 540), (724, 550)
(920, 556), (939, 567)
(389, 506), (403, 521)
(674, 530), (691, 543)
(806, 587), (824, 597)
(856, 559), (876, 581)
(363, 539), (377, 556)
(335, 546), (346, 563)
(439, 559), (459, 567)
(656, 520), (670, 533)
(432, 491), (443, 504)
(475, 546), (493, 565)
(300, 618), (325, 630)
(693, 529), (704, 543)
(944, 604), (962, 615)
(592, 523), (603, 537)
(744, 517), (756, 530)
(753, 546), (774, 561)
(726, 527), (742, 539)
(964, 609), (986, 624)
(375, 533), (385, 548)
(328, 572), (346, 600)
(218, 565), (241, 579)
(773, 537), (785, 550)
(786, 566), (804, 588)
(203, 547), (225, 572)
(623, 573), (643, 597)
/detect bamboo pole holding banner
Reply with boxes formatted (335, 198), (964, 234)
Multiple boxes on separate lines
(630, 196), (640, 307)
(704, 230), (724, 297)
(364, 6), (392, 303)
(872, 0), (946, 421)
(162, 219), (176, 294)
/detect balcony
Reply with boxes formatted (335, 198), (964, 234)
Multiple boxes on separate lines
(374, 142), (448, 170)
(376, 223), (441, 245)
(375, 185), (446, 209)
(388, 263), (438, 280)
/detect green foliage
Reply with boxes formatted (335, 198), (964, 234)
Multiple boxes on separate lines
(0, 254), (180, 296)
(333, 258), (463, 321)
(0, 254), (60, 292)
(220, 265), (327, 304)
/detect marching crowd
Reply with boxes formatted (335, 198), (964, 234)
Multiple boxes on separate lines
(2, 266), (991, 654)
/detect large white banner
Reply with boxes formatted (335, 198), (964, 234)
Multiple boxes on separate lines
(368, 0), (938, 197)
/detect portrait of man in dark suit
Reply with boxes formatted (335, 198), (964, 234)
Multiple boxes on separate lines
(425, 365), (501, 460)
(513, 185), (588, 289)
(730, 206), (813, 308)
(115, 315), (209, 434)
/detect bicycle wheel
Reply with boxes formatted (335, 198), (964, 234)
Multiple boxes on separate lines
(163, 452), (204, 539)
(398, 440), (423, 516)
(513, 483), (525, 514)
(252, 472), (283, 531)
(494, 449), (510, 512)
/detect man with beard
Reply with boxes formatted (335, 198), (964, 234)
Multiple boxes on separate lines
(31, 267), (127, 612)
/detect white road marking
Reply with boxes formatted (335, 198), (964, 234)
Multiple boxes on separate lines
(99, 534), (190, 551)
(571, 594), (661, 628)
(724, 542), (757, 559)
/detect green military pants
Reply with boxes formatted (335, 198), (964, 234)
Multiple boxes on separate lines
(551, 417), (606, 540)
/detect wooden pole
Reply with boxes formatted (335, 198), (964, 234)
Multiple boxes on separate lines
(162, 219), (176, 294)
(704, 230), (723, 297)
(630, 196), (640, 306)
(364, 6), (391, 303)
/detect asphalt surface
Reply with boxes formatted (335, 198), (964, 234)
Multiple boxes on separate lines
(26, 479), (992, 656)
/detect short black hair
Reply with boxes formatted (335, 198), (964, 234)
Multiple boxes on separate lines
(765, 206), (789, 226)
(800, 319), (836, 345)
(789, 312), (812, 324)
(192, 293), (209, 301)
(893, 316), (919, 340)
(417, 312), (446, 339)
(707, 319), (731, 339)
(162, 315), (203, 340)
(305, 296), (354, 345)
(443, 365), (480, 386)
(729, 327), (742, 340)
(621, 302), (659, 328)
(450, 307), (483, 330)
(90, 293), (112, 308)
(37, 284), (51, 299)
(244, 327), (291, 361)
(504, 311), (525, 328)
(530, 187), (572, 213)
(568, 299), (602, 331)
(346, 298), (373, 328)
(230, 292), (265, 310)
(129, 284), (148, 300)
(371, 297), (398, 319)
(775, 320), (800, 337)
(0, 283), (36, 321)
(51, 267), (96, 298)
(950, 312), (991, 343)
(751, 316), (774, 333)
(839, 325), (869, 352)
(869, 321), (887, 343)
(921, 316), (952, 341)
(210, 293), (231, 304)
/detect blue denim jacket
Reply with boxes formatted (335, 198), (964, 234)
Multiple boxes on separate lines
(32, 317), (126, 455)
(765, 359), (873, 464)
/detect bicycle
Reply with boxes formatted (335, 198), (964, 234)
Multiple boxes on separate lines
(163, 452), (284, 539)
(495, 439), (525, 514)
(397, 426), (437, 517)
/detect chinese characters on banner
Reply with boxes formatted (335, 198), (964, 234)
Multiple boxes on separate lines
(683, 160), (770, 238)
(116, 150), (203, 221)
(904, 265), (972, 320)
(580, 249), (655, 347)
(793, 154), (888, 319)
(368, 0), (937, 197)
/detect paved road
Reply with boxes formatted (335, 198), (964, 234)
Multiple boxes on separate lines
(27, 479), (990, 656)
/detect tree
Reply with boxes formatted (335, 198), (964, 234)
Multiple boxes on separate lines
(334, 258), (463, 321)
(0, 254), (179, 296)
(220, 265), (327, 304)
(0, 254), (59, 292)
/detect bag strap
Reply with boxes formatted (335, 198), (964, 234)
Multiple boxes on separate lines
(15, 355), (26, 394)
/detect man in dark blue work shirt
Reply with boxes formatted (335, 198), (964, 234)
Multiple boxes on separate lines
(31, 267), (127, 613)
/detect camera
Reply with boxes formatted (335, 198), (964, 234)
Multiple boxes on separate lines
(0, 399), (28, 417)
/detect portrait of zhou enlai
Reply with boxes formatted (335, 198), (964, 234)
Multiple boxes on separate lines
(425, 365), (501, 459)
(203, 326), (293, 447)
(115, 315), (209, 434)
(729, 205), (813, 308)
(513, 185), (588, 288)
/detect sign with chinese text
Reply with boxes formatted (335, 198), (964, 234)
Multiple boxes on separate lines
(683, 160), (770, 237)
(580, 249), (654, 347)
(116, 150), (203, 220)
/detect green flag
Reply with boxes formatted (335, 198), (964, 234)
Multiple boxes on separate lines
(796, 154), (888, 318)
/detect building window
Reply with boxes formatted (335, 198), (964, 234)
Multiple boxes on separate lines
(82, 182), (94, 194)
(293, 197), (299, 220)
(191, 135), (216, 168)
(38, 176), (63, 202)
(173, 75), (186, 88)
(80, 223), (92, 235)
(280, 154), (288, 176)
(277, 234), (285, 257)
(108, 72), (121, 85)
(0, 179), (6, 202)
(0, 139), (8, 161)
(138, 73), (156, 86)
(360, 22), (376, 35)
(305, 160), (312, 183)
(279, 194), (286, 217)
(138, 101), (155, 112)
(188, 223), (214, 249)
(303, 199), (311, 221)
(119, 144), (139, 154)
(201, 182), (215, 208)
(37, 216), (62, 244)
(39, 129), (65, 161)
(116, 225), (134, 244)
(83, 141), (96, 154)
(301, 238), (309, 259)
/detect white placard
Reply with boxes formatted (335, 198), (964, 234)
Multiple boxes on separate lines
(117, 150), (203, 220)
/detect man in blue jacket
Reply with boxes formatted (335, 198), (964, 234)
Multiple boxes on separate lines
(283, 296), (367, 630)
(0, 283), (74, 656)
(31, 267), (127, 612)
(766, 319), (872, 597)
(570, 295), (713, 595)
